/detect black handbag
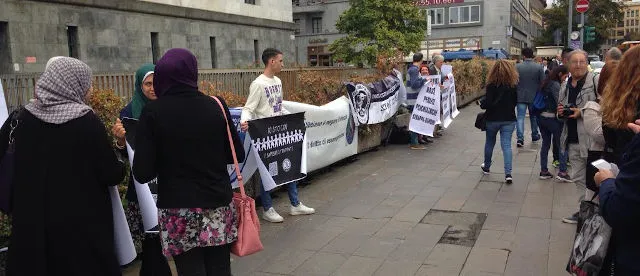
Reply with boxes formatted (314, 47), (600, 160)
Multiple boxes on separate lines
(475, 112), (487, 131)
(0, 108), (23, 214)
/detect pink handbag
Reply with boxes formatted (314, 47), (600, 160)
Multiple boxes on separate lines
(211, 96), (264, 257)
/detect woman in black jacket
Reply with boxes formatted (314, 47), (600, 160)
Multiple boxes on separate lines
(2, 57), (125, 275)
(481, 60), (518, 184)
(132, 48), (244, 276)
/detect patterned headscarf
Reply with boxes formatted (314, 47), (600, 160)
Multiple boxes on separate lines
(25, 57), (93, 124)
(153, 48), (198, 97)
(131, 64), (155, 119)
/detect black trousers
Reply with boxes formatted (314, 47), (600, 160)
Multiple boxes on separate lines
(173, 244), (231, 276)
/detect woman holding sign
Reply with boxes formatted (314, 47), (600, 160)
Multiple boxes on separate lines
(480, 60), (519, 184)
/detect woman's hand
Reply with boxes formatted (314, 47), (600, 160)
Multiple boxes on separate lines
(557, 104), (564, 117)
(111, 118), (126, 147)
(627, 119), (640, 134)
(594, 169), (615, 187)
(568, 107), (581, 119)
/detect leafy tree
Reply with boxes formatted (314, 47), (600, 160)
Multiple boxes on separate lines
(330, 0), (427, 66)
(535, 0), (622, 52)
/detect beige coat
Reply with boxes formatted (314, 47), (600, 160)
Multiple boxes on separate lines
(582, 101), (605, 152)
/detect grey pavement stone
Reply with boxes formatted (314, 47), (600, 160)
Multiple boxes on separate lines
(260, 248), (315, 275)
(374, 220), (417, 239)
(342, 218), (389, 236)
(333, 256), (384, 276)
(461, 247), (509, 274)
(504, 253), (548, 276)
(292, 251), (348, 275)
(482, 213), (519, 232)
(292, 229), (341, 251)
(353, 237), (401, 259)
(392, 196), (438, 223)
(320, 233), (370, 255)
(474, 229), (513, 250)
(424, 244), (471, 273)
(415, 264), (462, 276)
(373, 260), (422, 276)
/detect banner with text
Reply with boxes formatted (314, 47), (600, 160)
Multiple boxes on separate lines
(283, 96), (358, 172)
(446, 74), (460, 119)
(346, 75), (400, 125)
(409, 80), (441, 136)
(227, 108), (258, 189)
(441, 78), (453, 128)
(248, 113), (307, 191)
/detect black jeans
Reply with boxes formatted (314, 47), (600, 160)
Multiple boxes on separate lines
(173, 244), (231, 276)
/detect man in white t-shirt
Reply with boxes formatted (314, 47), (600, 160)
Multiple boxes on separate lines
(240, 48), (315, 223)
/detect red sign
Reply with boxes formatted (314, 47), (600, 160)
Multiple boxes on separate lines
(25, 57), (36, 64)
(415, 0), (464, 6)
(576, 0), (589, 13)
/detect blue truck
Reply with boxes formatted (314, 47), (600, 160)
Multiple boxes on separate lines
(441, 48), (508, 61)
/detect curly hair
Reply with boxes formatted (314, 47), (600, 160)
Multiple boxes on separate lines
(486, 60), (519, 87)
(601, 46), (640, 129)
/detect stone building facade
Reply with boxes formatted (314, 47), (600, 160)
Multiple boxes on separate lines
(0, 0), (295, 74)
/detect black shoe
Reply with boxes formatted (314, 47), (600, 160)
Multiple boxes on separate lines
(419, 138), (433, 144)
(516, 140), (524, 148)
(505, 174), (513, 184)
(480, 163), (490, 175)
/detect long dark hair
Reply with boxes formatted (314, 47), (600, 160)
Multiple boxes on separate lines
(541, 65), (568, 90)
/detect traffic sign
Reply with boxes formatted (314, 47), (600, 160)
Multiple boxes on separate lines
(576, 0), (589, 13)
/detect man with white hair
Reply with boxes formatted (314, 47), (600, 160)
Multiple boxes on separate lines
(557, 49), (599, 224)
(604, 47), (622, 63)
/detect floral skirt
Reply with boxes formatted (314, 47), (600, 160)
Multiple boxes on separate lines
(158, 202), (238, 257)
(125, 201), (144, 253)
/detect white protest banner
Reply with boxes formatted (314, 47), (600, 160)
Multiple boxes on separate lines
(447, 74), (460, 118)
(0, 82), (8, 126)
(441, 79), (453, 128)
(409, 80), (441, 136)
(283, 96), (358, 172)
(126, 142), (159, 231)
(346, 75), (400, 125)
(227, 107), (258, 189)
(441, 64), (453, 77)
(109, 186), (137, 265)
(426, 75), (442, 125)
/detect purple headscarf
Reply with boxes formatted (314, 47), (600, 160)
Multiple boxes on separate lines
(153, 48), (199, 97)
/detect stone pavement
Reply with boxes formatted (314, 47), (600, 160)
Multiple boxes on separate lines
(124, 104), (580, 276)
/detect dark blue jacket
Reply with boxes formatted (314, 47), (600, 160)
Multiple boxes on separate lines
(599, 132), (640, 275)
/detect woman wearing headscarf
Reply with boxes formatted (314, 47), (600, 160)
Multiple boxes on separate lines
(0, 57), (125, 275)
(112, 64), (156, 254)
(132, 48), (244, 276)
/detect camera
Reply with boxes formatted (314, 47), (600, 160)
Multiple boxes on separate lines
(559, 104), (577, 118)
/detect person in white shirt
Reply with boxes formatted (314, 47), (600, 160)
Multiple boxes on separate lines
(240, 48), (315, 223)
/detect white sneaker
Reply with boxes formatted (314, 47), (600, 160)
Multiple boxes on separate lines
(263, 207), (284, 223)
(290, 202), (315, 216)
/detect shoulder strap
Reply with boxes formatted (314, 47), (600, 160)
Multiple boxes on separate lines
(211, 96), (246, 196)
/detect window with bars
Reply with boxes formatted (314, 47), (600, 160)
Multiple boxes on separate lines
(428, 8), (444, 25)
(312, 17), (322, 33)
(294, 19), (301, 34)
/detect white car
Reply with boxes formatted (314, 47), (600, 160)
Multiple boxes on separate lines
(591, 61), (605, 74)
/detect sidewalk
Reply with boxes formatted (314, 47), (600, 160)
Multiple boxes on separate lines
(124, 104), (579, 276)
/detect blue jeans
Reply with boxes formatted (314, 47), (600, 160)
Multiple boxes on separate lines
(538, 117), (568, 172)
(410, 132), (419, 145)
(516, 103), (540, 142)
(260, 181), (300, 211)
(484, 121), (516, 175)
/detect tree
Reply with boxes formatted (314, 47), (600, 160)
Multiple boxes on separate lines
(536, 0), (622, 52)
(329, 0), (427, 66)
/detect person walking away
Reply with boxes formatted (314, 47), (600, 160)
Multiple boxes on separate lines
(558, 50), (598, 224)
(405, 53), (427, 149)
(480, 60), (519, 184)
(537, 66), (571, 181)
(111, 64), (172, 273)
(2, 57), (125, 275)
(240, 48), (315, 222)
(601, 46), (640, 165)
(515, 47), (544, 148)
(133, 49), (244, 275)
(593, 118), (640, 275)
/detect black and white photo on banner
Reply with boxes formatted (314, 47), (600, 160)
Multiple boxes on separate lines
(346, 74), (401, 126)
(248, 112), (307, 191)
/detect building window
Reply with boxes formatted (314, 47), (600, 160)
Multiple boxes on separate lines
(312, 17), (322, 34)
(67, 26), (79, 59)
(428, 8), (444, 25)
(245, 0), (256, 4)
(254, 40), (259, 65)
(210, 37), (217, 68)
(151, 32), (159, 64)
(294, 19), (301, 34)
(449, 5), (481, 24)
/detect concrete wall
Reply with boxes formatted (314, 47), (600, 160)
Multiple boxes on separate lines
(141, 0), (293, 23)
(0, 0), (295, 73)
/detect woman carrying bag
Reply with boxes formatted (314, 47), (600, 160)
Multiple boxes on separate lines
(132, 48), (245, 276)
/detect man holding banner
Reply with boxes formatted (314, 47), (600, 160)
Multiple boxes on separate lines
(240, 48), (315, 223)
